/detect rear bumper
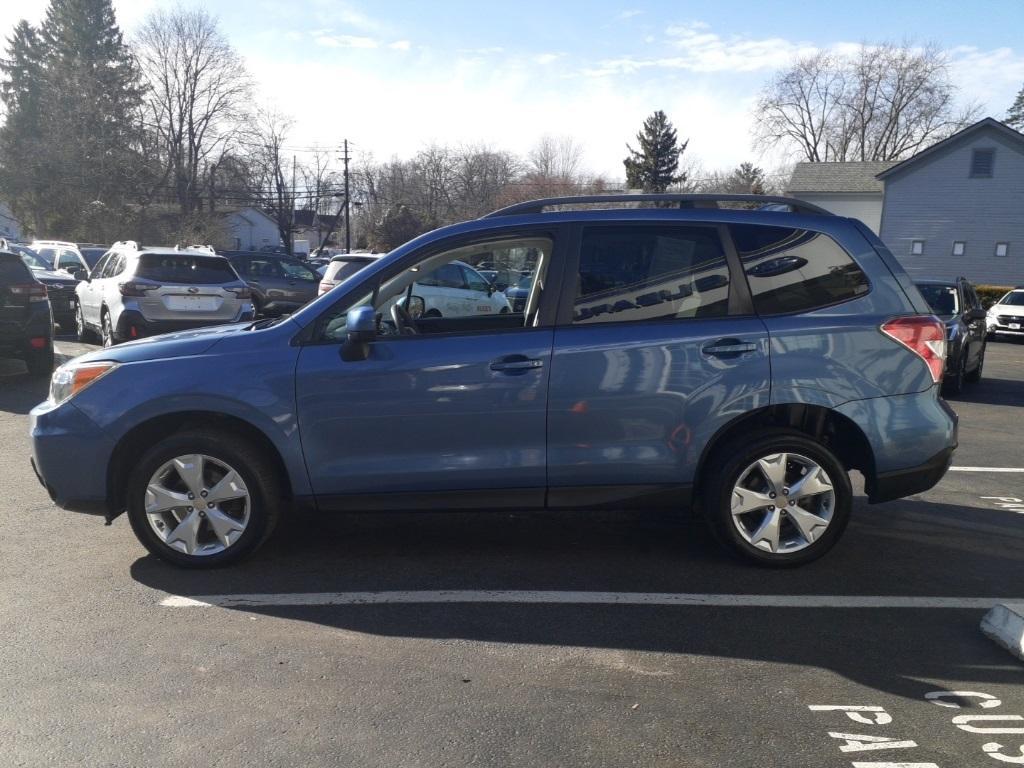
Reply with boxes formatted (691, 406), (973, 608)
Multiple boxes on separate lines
(115, 308), (255, 341)
(869, 442), (956, 503)
(0, 310), (53, 355)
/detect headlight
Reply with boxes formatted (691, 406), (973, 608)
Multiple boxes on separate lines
(49, 361), (118, 405)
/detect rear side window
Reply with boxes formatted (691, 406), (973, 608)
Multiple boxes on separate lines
(136, 254), (238, 284)
(0, 255), (32, 283)
(325, 258), (373, 282)
(731, 225), (869, 315)
(573, 225), (730, 324)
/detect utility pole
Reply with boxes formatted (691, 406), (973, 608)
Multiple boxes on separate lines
(342, 139), (351, 253)
(290, 154), (296, 254)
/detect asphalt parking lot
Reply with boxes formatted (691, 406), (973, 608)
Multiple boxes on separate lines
(2, 335), (1023, 768)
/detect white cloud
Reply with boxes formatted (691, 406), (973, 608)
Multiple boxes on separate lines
(388, 39), (411, 51)
(948, 45), (1024, 114)
(534, 52), (565, 65)
(618, 9), (643, 20)
(314, 33), (378, 49)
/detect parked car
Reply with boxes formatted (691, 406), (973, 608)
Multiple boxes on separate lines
(4, 241), (81, 330)
(986, 287), (1024, 340)
(407, 260), (511, 318)
(476, 267), (517, 291)
(505, 274), (533, 313)
(31, 194), (956, 570)
(914, 278), (987, 394)
(318, 253), (382, 295)
(30, 240), (89, 279)
(0, 247), (54, 376)
(223, 251), (320, 316)
(75, 241), (255, 346)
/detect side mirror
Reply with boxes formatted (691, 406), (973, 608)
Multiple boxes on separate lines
(969, 308), (987, 322)
(341, 305), (376, 362)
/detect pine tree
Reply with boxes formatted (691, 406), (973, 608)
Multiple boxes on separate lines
(0, 21), (48, 233)
(727, 162), (768, 195)
(623, 111), (688, 192)
(1007, 85), (1024, 131)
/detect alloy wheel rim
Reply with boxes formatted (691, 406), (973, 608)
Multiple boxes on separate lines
(102, 316), (112, 347)
(144, 454), (251, 557)
(730, 452), (835, 555)
(76, 306), (85, 337)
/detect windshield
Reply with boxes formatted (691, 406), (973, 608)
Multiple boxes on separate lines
(916, 283), (958, 316)
(998, 291), (1024, 307)
(17, 248), (52, 271)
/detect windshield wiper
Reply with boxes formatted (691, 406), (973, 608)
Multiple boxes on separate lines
(248, 316), (284, 330)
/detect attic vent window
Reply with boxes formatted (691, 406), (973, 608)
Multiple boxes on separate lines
(970, 148), (995, 178)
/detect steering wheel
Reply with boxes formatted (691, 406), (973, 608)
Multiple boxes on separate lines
(390, 302), (419, 335)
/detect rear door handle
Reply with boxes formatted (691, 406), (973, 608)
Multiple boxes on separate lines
(702, 338), (758, 356)
(490, 357), (544, 372)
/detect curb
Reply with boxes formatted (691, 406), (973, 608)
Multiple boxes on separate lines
(981, 603), (1024, 661)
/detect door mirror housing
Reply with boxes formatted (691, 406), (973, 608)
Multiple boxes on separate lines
(969, 307), (987, 322)
(341, 305), (376, 362)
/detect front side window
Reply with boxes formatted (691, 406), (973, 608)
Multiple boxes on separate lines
(281, 260), (319, 281)
(102, 254), (125, 279)
(732, 224), (870, 315)
(90, 253), (111, 279)
(572, 225), (730, 324)
(319, 236), (551, 342)
(247, 258), (284, 279)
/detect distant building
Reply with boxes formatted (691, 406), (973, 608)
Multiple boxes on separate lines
(785, 161), (895, 234)
(877, 117), (1024, 285)
(0, 201), (23, 241)
(223, 207), (280, 251)
(291, 208), (341, 251)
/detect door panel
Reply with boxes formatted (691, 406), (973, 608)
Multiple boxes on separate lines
(296, 330), (554, 500)
(547, 318), (770, 489)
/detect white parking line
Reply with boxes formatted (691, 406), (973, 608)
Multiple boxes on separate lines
(159, 591), (1022, 609)
(950, 467), (1024, 473)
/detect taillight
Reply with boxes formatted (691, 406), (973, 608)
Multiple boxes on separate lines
(9, 283), (48, 302)
(119, 281), (159, 297)
(227, 286), (251, 300)
(881, 316), (946, 384)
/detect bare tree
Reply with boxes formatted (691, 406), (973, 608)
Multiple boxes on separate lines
(136, 8), (251, 216)
(755, 43), (980, 162)
(527, 134), (584, 180)
(247, 109), (295, 252)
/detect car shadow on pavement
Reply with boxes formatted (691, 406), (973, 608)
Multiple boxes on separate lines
(130, 496), (1024, 702)
(945, 375), (1024, 407)
(0, 369), (49, 415)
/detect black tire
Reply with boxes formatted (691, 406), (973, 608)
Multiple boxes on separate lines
(126, 429), (282, 568)
(942, 352), (966, 396)
(965, 343), (985, 383)
(26, 346), (54, 378)
(702, 429), (853, 567)
(76, 304), (96, 343)
(101, 310), (115, 347)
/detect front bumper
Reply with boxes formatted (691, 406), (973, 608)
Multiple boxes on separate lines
(30, 399), (115, 514)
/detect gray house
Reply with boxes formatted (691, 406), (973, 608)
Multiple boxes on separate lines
(785, 161), (895, 234)
(877, 118), (1024, 285)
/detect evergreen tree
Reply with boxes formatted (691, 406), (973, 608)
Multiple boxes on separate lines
(727, 162), (768, 195)
(623, 110), (687, 192)
(0, 0), (144, 238)
(0, 21), (48, 233)
(1007, 84), (1024, 131)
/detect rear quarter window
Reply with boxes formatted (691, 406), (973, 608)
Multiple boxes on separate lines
(731, 224), (870, 315)
(136, 254), (239, 284)
(325, 259), (373, 282)
(0, 255), (32, 283)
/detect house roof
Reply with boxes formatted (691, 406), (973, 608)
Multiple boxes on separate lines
(875, 117), (1024, 180)
(786, 161), (896, 194)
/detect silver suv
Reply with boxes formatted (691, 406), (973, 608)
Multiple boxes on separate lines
(75, 242), (255, 346)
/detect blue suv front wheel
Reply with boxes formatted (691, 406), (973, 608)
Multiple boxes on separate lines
(125, 429), (282, 567)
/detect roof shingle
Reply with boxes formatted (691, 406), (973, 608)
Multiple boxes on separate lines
(786, 161), (896, 194)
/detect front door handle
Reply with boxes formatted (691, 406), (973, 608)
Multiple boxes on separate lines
(702, 338), (758, 356)
(490, 356), (544, 372)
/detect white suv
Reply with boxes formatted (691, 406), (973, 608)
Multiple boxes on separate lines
(30, 240), (89, 278)
(75, 242), (255, 346)
(986, 288), (1024, 339)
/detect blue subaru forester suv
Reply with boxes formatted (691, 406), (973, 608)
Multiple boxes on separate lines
(30, 194), (957, 568)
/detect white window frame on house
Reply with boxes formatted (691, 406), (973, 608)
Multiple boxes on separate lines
(911, 240), (925, 256)
(952, 241), (965, 257)
(995, 242), (1010, 258)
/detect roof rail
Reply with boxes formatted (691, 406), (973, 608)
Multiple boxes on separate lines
(483, 193), (834, 218)
(111, 240), (139, 251)
(174, 243), (217, 254)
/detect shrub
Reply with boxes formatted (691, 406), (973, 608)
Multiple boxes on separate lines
(975, 284), (1014, 310)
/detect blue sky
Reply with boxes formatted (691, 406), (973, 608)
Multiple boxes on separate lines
(5, 0), (1024, 178)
